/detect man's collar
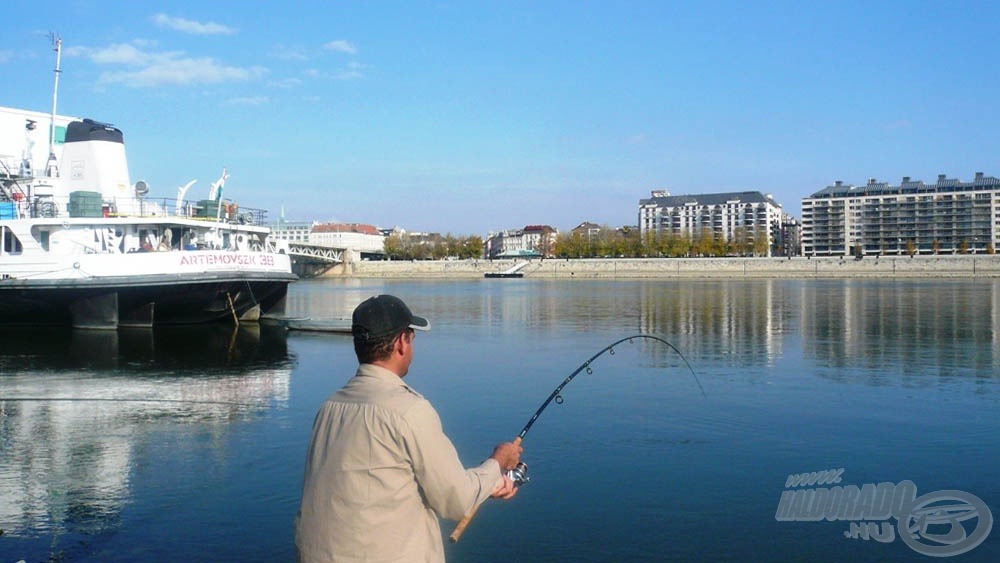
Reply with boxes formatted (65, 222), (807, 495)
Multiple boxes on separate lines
(357, 363), (407, 384)
(356, 363), (422, 397)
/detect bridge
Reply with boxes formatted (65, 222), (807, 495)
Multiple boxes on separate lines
(287, 242), (345, 277)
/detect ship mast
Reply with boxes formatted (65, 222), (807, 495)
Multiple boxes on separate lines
(46, 33), (61, 178)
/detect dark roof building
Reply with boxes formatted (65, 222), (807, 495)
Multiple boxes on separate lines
(802, 173), (1000, 256)
(638, 190), (784, 257)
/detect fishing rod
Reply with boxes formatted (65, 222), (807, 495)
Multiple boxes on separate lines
(450, 334), (703, 542)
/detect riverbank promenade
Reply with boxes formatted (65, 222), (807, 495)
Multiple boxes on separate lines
(323, 255), (1000, 279)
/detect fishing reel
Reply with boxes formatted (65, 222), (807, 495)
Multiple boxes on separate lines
(507, 461), (530, 487)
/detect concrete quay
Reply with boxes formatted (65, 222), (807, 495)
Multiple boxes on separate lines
(323, 255), (1000, 279)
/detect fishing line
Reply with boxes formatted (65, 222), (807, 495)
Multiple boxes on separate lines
(517, 334), (703, 443)
(450, 333), (703, 542)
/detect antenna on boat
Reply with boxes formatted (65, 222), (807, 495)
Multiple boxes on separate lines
(46, 33), (62, 178)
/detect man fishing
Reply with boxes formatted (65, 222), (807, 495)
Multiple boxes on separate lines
(295, 294), (522, 562)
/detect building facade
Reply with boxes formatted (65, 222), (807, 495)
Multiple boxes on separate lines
(268, 221), (386, 257)
(311, 223), (385, 255)
(638, 190), (784, 256)
(801, 173), (1000, 257)
(779, 214), (802, 257)
(268, 221), (314, 244)
(570, 221), (603, 241)
(484, 225), (557, 259)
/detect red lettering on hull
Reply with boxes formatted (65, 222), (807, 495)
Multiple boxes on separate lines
(179, 253), (271, 267)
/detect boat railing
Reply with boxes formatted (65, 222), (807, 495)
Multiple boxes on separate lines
(0, 157), (31, 207)
(142, 197), (268, 226)
(0, 155), (22, 180)
(3, 193), (268, 226)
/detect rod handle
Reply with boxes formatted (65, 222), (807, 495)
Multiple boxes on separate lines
(448, 502), (481, 543)
(449, 437), (522, 543)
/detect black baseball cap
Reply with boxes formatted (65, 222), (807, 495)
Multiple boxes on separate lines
(352, 295), (431, 341)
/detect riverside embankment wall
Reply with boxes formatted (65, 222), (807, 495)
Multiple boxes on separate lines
(323, 255), (1000, 279)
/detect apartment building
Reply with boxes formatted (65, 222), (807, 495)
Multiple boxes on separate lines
(268, 220), (314, 244)
(779, 215), (802, 257)
(801, 173), (1000, 256)
(638, 190), (784, 256)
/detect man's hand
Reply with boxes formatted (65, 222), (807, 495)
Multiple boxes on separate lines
(490, 441), (522, 471)
(491, 474), (518, 500)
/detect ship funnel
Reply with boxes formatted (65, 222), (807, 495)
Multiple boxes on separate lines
(59, 119), (135, 213)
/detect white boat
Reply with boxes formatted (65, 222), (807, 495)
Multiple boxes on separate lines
(277, 316), (353, 333)
(0, 42), (296, 329)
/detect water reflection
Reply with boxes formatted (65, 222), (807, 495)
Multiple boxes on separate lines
(637, 280), (791, 366)
(800, 280), (1000, 380)
(294, 278), (1000, 380)
(0, 322), (290, 372)
(3, 280), (996, 561)
(0, 324), (293, 541)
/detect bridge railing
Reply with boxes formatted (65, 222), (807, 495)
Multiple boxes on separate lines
(287, 242), (345, 263)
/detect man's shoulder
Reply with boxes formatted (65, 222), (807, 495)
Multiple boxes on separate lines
(342, 388), (443, 434)
(329, 374), (430, 418)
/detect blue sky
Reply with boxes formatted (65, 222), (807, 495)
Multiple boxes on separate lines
(4, 1), (999, 234)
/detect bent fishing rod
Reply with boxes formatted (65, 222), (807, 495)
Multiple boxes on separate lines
(449, 334), (703, 542)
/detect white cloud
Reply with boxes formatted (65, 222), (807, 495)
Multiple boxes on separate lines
(298, 61), (368, 81)
(269, 44), (309, 61)
(268, 77), (302, 89)
(323, 40), (358, 55)
(334, 61), (368, 80)
(101, 59), (267, 87)
(226, 96), (269, 106)
(68, 43), (152, 65)
(68, 42), (267, 87)
(152, 13), (236, 35)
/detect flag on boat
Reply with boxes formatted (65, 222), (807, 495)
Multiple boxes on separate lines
(208, 168), (229, 201)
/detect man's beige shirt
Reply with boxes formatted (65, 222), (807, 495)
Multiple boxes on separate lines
(296, 364), (503, 562)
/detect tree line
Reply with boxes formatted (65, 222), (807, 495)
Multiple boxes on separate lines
(383, 233), (483, 260)
(551, 226), (774, 258)
(382, 226), (777, 260)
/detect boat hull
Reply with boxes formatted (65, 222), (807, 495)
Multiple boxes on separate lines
(0, 273), (293, 328)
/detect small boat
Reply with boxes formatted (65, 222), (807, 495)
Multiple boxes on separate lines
(267, 316), (352, 333)
(484, 260), (529, 278)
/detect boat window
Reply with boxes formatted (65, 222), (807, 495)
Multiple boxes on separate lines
(2, 227), (23, 254)
(138, 228), (155, 252)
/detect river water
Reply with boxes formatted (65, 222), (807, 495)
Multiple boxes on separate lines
(1, 278), (997, 561)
